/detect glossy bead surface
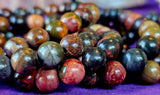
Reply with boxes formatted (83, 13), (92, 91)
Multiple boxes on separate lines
(89, 24), (104, 31)
(45, 20), (68, 40)
(142, 60), (160, 84)
(139, 20), (159, 36)
(141, 27), (160, 43)
(74, 8), (93, 28)
(97, 38), (120, 59)
(145, 12), (159, 23)
(0, 16), (9, 32)
(78, 32), (96, 49)
(95, 26), (110, 36)
(44, 14), (60, 25)
(78, 3), (100, 24)
(37, 41), (64, 68)
(125, 13), (142, 30)
(136, 36), (159, 59)
(14, 71), (37, 91)
(60, 35), (84, 57)
(0, 55), (12, 82)
(0, 8), (12, 19)
(9, 15), (29, 35)
(104, 61), (126, 86)
(59, 58), (85, 85)
(82, 47), (107, 72)
(4, 37), (28, 57)
(5, 31), (14, 40)
(11, 48), (39, 75)
(27, 14), (44, 29)
(30, 6), (45, 15)
(45, 4), (58, 16)
(25, 27), (49, 48)
(0, 35), (6, 47)
(122, 48), (147, 73)
(14, 7), (28, 17)
(36, 68), (59, 92)
(60, 12), (82, 33)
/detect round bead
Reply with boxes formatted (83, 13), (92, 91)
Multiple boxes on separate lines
(45, 20), (68, 40)
(25, 27), (49, 48)
(141, 27), (160, 43)
(30, 6), (45, 15)
(44, 14), (60, 25)
(37, 41), (64, 68)
(0, 16), (9, 32)
(103, 61), (126, 86)
(60, 35), (84, 57)
(142, 60), (160, 84)
(89, 24), (104, 31)
(0, 55), (12, 82)
(97, 38), (120, 59)
(36, 68), (59, 92)
(45, 4), (58, 16)
(145, 12), (159, 23)
(74, 8), (93, 28)
(136, 36), (159, 59)
(82, 47), (107, 72)
(5, 31), (14, 40)
(124, 13), (142, 30)
(14, 7), (28, 17)
(139, 20), (159, 36)
(78, 32), (96, 49)
(59, 58), (85, 85)
(122, 48), (147, 73)
(78, 3), (100, 24)
(4, 37), (28, 57)
(11, 48), (39, 75)
(60, 12), (82, 33)
(0, 8), (12, 19)
(95, 26), (110, 36)
(27, 14), (44, 29)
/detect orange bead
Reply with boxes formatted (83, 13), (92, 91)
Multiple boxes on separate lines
(125, 13), (142, 30)
(0, 16), (9, 32)
(27, 14), (44, 29)
(45, 4), (58, 16)
(0, 35), (6, 47)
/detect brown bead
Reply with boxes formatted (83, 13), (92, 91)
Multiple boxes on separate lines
(45, 4), (58, 16)
(60, 35), (84, 57)
(0, 35), (6, 47)
(95, 26), (110, 36)
(142, 60), (160, 84)
(104, 61), (126, 86)
(27, 14), (44, 29)
(141, 27), (160, 43)
(139, 20), (159, 36)
(125, 13), (142, 30)
(0, 16), (9, 32)
(25, 27), (49, 47)
(4, 37), (28, 57)
(0, 47), (4, 55)
(89, 24), (104, 31)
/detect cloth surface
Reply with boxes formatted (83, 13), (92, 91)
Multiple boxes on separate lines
(0, 0), (160, 95)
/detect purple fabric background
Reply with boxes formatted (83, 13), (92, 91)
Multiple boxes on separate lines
(1, 0), (160, 95)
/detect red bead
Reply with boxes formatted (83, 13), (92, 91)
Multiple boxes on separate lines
(104, 61), (126, 86)
(59, 58), (85, 85)
(36, 68), (59, 92)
